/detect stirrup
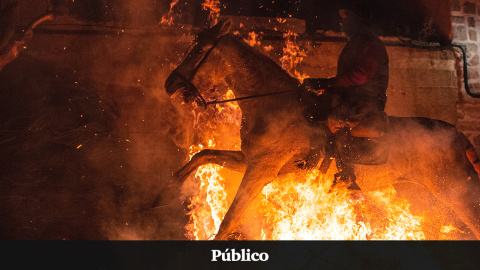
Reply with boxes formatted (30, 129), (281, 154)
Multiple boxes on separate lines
(329, 171), (361, 191)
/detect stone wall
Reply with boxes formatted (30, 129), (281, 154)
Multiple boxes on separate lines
(451, 0), (480, 151)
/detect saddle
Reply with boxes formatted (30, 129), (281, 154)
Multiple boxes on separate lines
(318, 127), (390, 191)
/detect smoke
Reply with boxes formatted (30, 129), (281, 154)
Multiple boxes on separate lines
(0, 0), (203, 240)
(76, 3), (199, 239)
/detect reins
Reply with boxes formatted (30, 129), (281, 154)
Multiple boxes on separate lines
(175, 34), (300, 109)
(205, 89), (297, 106)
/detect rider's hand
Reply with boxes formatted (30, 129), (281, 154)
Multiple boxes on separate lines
(301, 78), (334, 96)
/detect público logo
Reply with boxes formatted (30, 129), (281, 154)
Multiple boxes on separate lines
(211, 249), (269, 262)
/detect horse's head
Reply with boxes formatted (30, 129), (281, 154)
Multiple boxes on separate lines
(165, 19), (232, 106)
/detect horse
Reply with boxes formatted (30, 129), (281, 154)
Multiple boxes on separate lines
(164, 20), (480, 240)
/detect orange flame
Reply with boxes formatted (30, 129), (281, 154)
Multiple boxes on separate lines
(160, 0), (180, 26)
(183, 87), (425, 240)
(258, 169), (425, 240)
(280, 31), (309, 82)
(182, 29), (452, 241)
(244, 31), (262, 47)
(202, 0), (221, 25)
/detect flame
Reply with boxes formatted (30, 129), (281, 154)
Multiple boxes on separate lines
(181, 29), (453, 241)
(260, 170), (370, 240)
(258, 169), (425, 240)
(280, 31), (309, 82)
(183, 87), (425, 240)
(202, 0), (221, 25)
(160, 0), (180, 26)
(244, 31), (262, 47)
(439, 225), (465, 240)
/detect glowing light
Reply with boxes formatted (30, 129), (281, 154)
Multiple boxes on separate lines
(160, 0), (180, 26)
(280, 31), (309, 82)
(244, 32), (261, 47)
(202, 0), (221, 25)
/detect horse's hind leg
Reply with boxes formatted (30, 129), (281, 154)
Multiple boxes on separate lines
(425, 144), (480, 239)
(430, 136), (480, 239)
(152, 150), (246, 207)
(431, 177), (480, 239)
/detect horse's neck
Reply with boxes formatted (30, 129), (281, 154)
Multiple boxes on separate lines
(221, 35), (299, 98)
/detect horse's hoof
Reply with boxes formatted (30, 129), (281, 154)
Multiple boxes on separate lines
(348, 191), (365, 204)
(151, 184), (177, 208)
(348, 181), (362, 191)
(173, 171), (182, 180)
(151, 194), (167, 208)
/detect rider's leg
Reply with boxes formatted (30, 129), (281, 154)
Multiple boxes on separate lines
(348, 111), (388, 138)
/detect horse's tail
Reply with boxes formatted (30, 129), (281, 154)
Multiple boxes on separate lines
(459, 132), (480, 176)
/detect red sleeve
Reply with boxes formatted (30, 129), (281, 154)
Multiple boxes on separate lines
(332, 42), (382, 88)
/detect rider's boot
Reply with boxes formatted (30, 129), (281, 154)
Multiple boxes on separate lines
(338, 113), (389, 165)
(296, 127), (331, 170)
(330, 160), (361, 191)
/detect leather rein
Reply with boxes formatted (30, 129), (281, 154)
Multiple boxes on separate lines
(173, 36), (298, 109)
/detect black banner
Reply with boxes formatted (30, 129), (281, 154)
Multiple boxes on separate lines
(1, 241), (480, 269)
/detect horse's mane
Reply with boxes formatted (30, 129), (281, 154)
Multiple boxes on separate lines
(224, 33), (301, 87)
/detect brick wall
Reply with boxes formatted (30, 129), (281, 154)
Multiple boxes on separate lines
(451, 0), (480, 151)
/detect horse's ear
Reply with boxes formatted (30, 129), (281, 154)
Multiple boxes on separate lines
(212, 19), (232, 37)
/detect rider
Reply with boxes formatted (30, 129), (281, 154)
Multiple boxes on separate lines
(302, 7), (389, 138)
(299, 7), (389, 188)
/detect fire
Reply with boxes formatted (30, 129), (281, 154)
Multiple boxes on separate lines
(244, 31), (262, 47)
(260, 170), (370, 240)
(280, 31), (309, 82)
(439, 225), (466, 240)
(202, 0), (221, 25)
(185, 143), (229, 240)
(160, 0), (180, 26)
(258, 169), (425, 240)
(181, 28), (449, 241)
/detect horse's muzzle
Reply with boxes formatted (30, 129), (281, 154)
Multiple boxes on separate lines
(165, 73), (197, 104)
(165, 73), (183, 96)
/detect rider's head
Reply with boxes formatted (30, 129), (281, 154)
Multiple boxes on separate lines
(338, 7), (370, 38)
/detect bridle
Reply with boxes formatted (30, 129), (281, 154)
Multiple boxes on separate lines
(170, 35), (223, 108)
(171, 34), (298, 109)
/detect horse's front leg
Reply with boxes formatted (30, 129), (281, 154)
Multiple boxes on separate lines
(214, 154), (293, 240)
(152, 150), (246, 207)
(175, 149), (246, 181)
